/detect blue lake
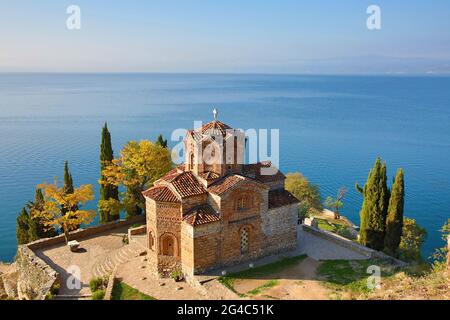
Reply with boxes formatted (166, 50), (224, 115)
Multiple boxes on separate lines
(0, 73), (449, 262)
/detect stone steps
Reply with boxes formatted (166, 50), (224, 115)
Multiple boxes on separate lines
(91, 243), (144, 278)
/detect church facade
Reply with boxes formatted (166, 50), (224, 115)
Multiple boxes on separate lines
(142, 118), (299, 276)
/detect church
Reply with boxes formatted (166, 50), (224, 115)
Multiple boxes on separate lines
(142, 113), (299, 276)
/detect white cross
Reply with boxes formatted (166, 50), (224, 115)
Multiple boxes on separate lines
(213, 108), (218, 120)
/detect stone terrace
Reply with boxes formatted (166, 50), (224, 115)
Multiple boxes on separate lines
(34, 225), (141, 298)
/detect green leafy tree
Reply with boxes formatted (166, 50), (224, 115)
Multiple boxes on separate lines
(285, 172), (322, 221)
(399, 217), (427, 262)
(99, 123), (120, 223)
(356, 158), (389, 251)
(385, 169), (405, 256)
(156, 134), (168, 148)
(324, 187), (347, 220)
(431, 218), (450, 269)
(16, 207), (30, 245)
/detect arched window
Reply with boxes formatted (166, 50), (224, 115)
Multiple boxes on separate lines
(236, 197), (248, 210)
(190, 153), (194, 170)
(148, 231), (155, 251)
(240, 227), (249, 254)
(161, 234), (177, 256)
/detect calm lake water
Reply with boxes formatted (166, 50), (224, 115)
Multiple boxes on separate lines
(0, 73), (449, 262)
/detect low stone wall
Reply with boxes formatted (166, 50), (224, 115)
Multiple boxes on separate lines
(15, 246), (59, 300)
(128, 225), (147, 238)
(302, 224), (407, 267)
(28, 215), (145, 251)
(103, 267), (118, 301)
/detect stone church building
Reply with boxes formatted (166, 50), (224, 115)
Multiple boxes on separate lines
(142, 117), (299, 276)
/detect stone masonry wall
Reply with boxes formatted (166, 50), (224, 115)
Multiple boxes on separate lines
(191, 222), (221, 274)
(261, 203), (298, 255)
(15, 246), (59, 300)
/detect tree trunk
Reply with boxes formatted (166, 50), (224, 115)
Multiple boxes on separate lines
(334, 207), (340, 220)
(63, 226), (70, 245)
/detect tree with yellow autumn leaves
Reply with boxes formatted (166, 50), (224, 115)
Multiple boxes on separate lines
(99, 140), (172, 219)
(31, 179), (96, 244)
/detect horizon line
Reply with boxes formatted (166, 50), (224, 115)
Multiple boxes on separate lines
(1, 71), (450, 77)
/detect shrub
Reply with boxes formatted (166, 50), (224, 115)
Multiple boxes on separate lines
(92, 290), (105, 300)
(50, 282), (60, 296)
(90, 277), (106, 292)
(170, 269), (184, 281)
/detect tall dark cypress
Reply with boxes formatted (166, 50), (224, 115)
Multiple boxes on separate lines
(63, 161), (79, 231)
(356, 158), (389, 251)
(16, 207), (30, 245)
(28, 188), (57, 239)
(63, 160), (74, 194)
(99, 123), (119, 223)
(156, 134), (168, 148)
(385, 169), (405, 256)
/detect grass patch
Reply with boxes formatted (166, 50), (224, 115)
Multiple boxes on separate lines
(247, 280), (279, 296)
(317, 259), (397, 297)
(316, 219), (356, 240)
(218, 255), (307, 297)
(317, 219), (335, 231)
(111, 281), (156, 300)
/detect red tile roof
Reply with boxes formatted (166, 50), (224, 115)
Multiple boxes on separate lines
(142, 186), (180, 203)
(170, 171), (207, 198)
(188, 120), (233, 141)
(268, 189), (299, 209)
(183, 205), (220, 226)
(161, 165), (185, 182)
(243, 162), (285, 183)
(198, 171), (220, 180)
(207, 174), (245, 195)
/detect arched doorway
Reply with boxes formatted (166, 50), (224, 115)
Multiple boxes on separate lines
(161, 234), (177, 256)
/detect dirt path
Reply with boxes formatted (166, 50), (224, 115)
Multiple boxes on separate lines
(116, 255), (203, 300)
(231, 257), (331, 300)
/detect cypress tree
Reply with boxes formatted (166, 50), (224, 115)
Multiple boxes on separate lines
(28, 188), (57, 239)
(63, 161), (79, 231)
(16, 207), (30, 245)
(63, 160), (74, 194)
(156, 134), (168, 148)
(385, 169), (405, 256)
(99, 123), (120, 223)
(356, 158), (389, 251)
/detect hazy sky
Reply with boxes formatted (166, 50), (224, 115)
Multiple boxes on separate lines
(1, 0), (449, 73)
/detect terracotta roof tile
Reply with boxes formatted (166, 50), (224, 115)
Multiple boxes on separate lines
(207, 174), (245, 195)
(161, 165), (185, 182)
(142, 186), (180, 203)
(268, 189), (299, 209)
(243, 162), (285, 183)
(183, 205), (220, 226)
(198, 171), (220, 180)
(171, 171), (207, 198)
(189, 120), (233, 141)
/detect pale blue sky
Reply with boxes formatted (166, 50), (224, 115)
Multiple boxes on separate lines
(1, 1), (449, 73)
